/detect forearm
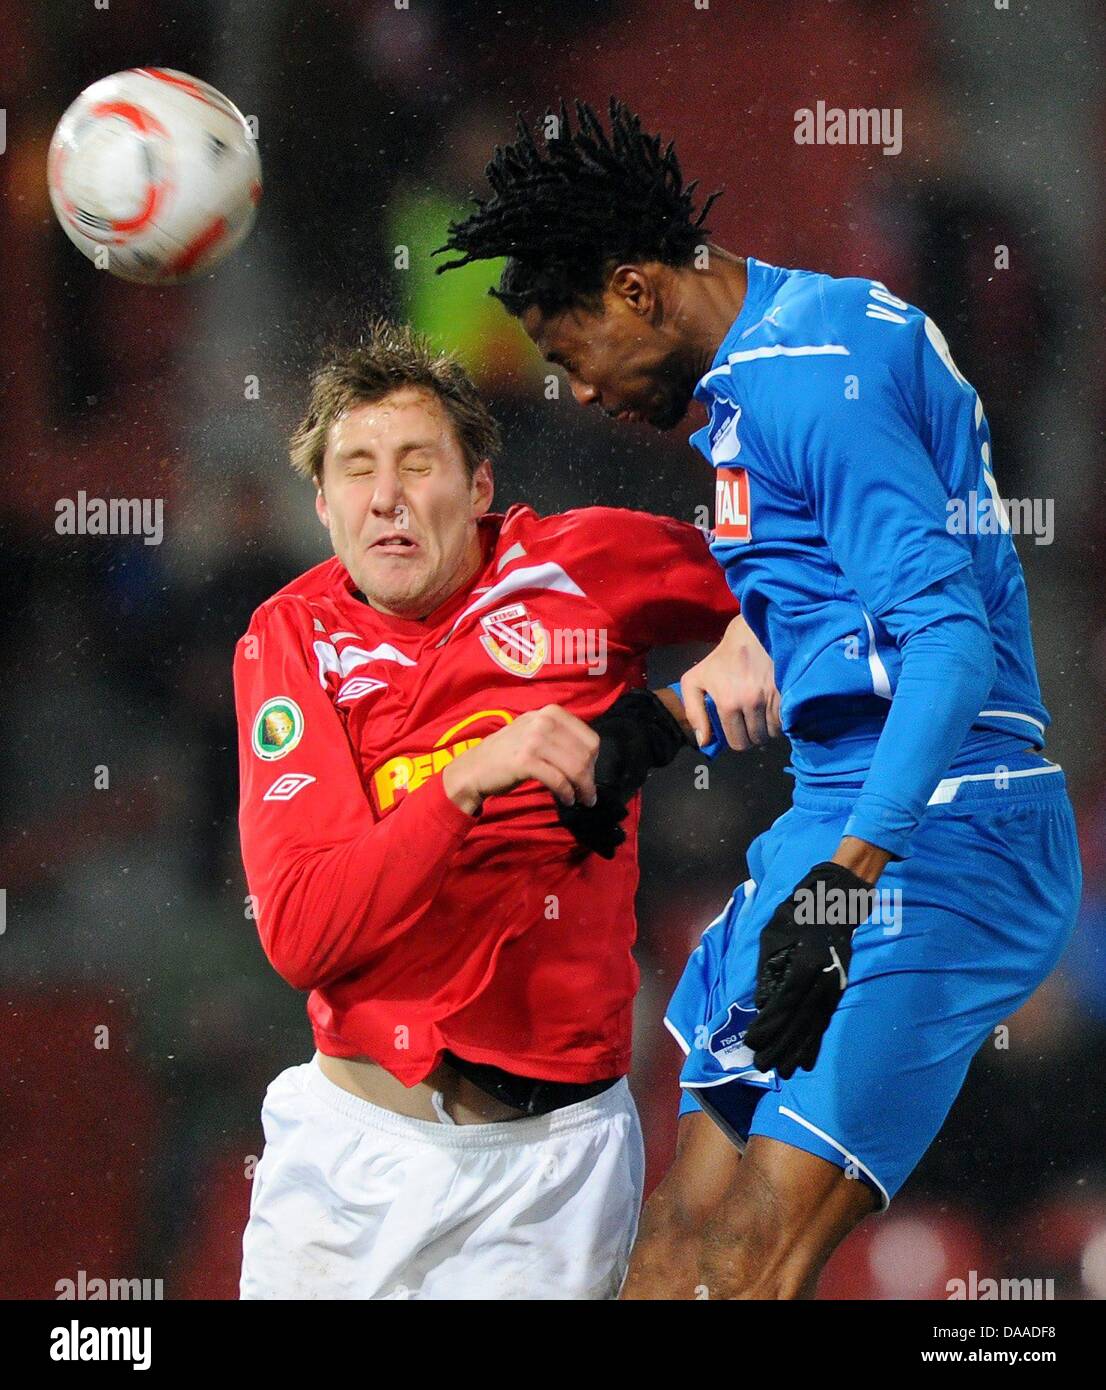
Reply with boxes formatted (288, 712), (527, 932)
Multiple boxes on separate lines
(844, 578), (997, 863)
(247, 774), (478, 991)
(831, 836), (892, 885)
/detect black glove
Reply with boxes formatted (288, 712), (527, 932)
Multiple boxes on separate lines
(744, 861), (876, 1079)
(556, 689), (691, 859)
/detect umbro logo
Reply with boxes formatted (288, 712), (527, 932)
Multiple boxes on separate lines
(263, 773), (316, 802)
(336, 675), (387, 704)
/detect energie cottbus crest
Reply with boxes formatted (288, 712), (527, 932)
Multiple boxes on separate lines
(478, 603), (548, 678)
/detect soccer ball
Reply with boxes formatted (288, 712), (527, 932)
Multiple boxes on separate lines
(47, 67), (261, 284)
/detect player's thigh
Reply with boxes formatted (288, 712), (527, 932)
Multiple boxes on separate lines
(696, 1134), (877, 1299)
(678, 1103), (872, 1236)
(738, 1133), (878, 1244)
(646, 1109), (745, 1230)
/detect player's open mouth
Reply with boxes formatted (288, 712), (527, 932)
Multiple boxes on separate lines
(371, 534), (418, 553)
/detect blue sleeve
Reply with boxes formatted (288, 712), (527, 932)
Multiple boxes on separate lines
(843, 570), (997, 859)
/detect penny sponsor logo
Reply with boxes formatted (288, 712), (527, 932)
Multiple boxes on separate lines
(372, 710), (514, 813)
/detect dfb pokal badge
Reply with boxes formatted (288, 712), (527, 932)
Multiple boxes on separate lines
(252, 696), (305, 760)
(478, 603), (548, 679)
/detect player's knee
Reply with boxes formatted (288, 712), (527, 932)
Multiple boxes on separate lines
(701, 1159), (782, 1253)
(698, 1195), (811, 1299)
(644, 1160), (727, 1238)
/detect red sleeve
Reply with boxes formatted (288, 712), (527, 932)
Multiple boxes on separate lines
(234, 599), (479, 992)
(557, 507), (739, 651)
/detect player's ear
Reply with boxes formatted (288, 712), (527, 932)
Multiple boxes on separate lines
(470, 458), (494, 517)
(608, 263), (654, 316)
(315, 483), (331, 531)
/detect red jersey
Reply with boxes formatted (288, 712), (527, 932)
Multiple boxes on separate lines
(234, 505), (737, 1085)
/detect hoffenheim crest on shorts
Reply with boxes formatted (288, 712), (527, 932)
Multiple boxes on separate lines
(707, 1001), (760, 1073)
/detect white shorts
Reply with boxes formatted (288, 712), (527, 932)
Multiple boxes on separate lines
(240, 1056), (645, 1300)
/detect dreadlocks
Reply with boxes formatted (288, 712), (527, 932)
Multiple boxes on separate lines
(434, 98), (721, 317)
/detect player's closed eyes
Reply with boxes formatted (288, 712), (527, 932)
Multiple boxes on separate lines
(346, 461), (432, 478)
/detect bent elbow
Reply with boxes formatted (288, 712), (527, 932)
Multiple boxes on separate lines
(262, 929), (320, 993)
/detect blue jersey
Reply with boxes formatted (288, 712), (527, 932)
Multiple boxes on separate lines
(668, 260), (1078, 1199)
(693, 258), (1048, 804)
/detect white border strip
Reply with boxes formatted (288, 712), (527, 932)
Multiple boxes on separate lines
(699, 342), (850, 386)
(927, 761), (1061, 806)
(436, 561), (585, 646)
(726, 343), (851, 364)
(862, 610), (893, 700)
(778, 1105), (890, 1210)
(663, 1016), (691, 1056)
(678, 1075), (751, 1090)
(979, 708), (1047, 734)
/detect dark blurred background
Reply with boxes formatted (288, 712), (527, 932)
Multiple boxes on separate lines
(1, 0), (1104, 1300)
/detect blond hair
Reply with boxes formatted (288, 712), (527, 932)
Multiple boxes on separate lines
(290, 319), (502, 484)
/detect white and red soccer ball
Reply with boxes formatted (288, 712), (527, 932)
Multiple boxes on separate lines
(47, 67), (261, 284)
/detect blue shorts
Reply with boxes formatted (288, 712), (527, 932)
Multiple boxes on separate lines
(666, 761), (1082, 1207)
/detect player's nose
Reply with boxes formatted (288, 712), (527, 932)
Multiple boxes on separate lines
(370, 472), (403, 515)
(569, 376), (599, 407)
